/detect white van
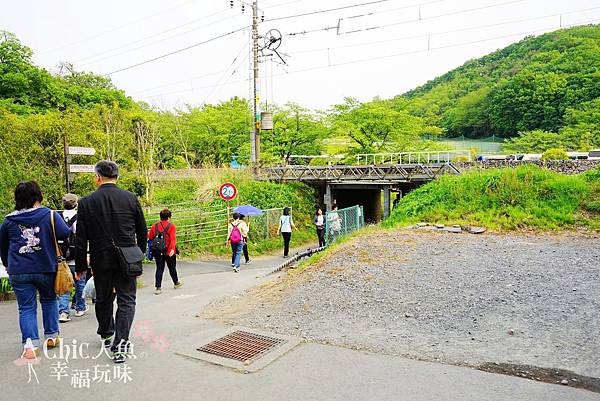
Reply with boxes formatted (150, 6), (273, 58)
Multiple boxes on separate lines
(588, 149), (600, 160)
(522, 153), (542, 161)
(567, 152), (589, 160)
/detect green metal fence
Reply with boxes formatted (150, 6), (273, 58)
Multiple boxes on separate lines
(325, 205), (364, 244)
(144, 204), (288, 249)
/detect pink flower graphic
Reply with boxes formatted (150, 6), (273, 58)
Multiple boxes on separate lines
(150, 334), (171, 353)
(132, 320), (154, 343)
(13, 355), (41, 366)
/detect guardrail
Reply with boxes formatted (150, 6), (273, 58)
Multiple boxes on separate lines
(355, 151), (471, 165)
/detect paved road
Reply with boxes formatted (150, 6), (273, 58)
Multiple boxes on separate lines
(0, 246), (598, 401)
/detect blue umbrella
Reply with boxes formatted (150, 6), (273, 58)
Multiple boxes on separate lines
(233, 205), (263, 216)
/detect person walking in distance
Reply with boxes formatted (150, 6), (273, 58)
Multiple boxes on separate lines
(314, 208), (325, 248)
(277, 207), (296, 258)
(74, 161), (147, 364)
(58, 193), (88, 322)
(148, 208), (182, 295)
(227, 212), (248, 273)
(230, 214), (251, 265)
(0, 181), (70, 359)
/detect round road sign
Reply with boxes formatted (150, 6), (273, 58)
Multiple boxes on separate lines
(219, 182), (237, 201)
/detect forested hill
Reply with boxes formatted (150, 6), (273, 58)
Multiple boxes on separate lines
(395, 24), (600, 142)
(0, 31), (131, 114)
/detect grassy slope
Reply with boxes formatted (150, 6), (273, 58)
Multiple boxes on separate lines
(383, 166), (600, 230)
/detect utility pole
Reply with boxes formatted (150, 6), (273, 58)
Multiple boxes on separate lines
(252, 0), (261, 167)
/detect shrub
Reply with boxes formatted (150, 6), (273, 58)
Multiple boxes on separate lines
(542, 148), (569, 160)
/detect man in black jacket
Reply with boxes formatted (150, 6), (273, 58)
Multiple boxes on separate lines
(75, 160), (147, 363)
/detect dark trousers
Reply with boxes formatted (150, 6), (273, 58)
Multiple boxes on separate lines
(94, 267), (136, 352)
(154, 254), (179, 289)
(231, 241), (250, 263)
(281, 232), (291, 256)
(316, 227), (325, 247)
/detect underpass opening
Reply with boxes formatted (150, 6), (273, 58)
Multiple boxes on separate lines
(330, 186), (382, 223)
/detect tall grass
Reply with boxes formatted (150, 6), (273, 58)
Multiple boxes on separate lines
(384, 166), (599, 230)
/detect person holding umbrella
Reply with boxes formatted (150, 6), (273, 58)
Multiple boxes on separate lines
(232, 205), (263, 266)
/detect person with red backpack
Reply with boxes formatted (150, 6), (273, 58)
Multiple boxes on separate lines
(226, 212), (248, 273)
(148, 209), (182, 295)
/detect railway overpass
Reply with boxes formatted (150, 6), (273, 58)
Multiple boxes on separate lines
(257, 151), (462, 223)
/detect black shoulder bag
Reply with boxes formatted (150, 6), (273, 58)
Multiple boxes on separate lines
(93, 208), (144, 278)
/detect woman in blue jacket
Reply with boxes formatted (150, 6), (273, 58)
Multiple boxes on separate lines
(0, 181), (70, 359)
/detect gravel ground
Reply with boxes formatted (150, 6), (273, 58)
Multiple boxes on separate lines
(203, 230), (600, 378)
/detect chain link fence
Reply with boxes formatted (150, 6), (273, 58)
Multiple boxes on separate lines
(144, 204), (288, 249)
(325, 205), (364, 244)
(243, 207), (290, 241)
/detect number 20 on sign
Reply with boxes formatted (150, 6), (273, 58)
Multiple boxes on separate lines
(219, 183), (237, 201)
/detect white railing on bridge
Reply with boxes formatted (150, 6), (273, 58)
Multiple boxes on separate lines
(355, 150), (471, 165)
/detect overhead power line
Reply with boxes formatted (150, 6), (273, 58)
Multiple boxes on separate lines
(200, 37), (251, 104)
(42, 0), (198, 54)
(104, 26), (249, 76)
(275, 18), (600, 77)
(290, 5), (600, 54)
(285, 0), (523, 37)
(75, 7), (236, 66)
(263, 0), (395, 22)
(286, 0), (443, 36)
(139, 16), (600, 101)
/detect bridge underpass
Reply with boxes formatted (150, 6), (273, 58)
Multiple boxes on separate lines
(258, 158), (461, 223)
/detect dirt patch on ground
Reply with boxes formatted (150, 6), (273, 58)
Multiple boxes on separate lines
(202, 229), (600, 385)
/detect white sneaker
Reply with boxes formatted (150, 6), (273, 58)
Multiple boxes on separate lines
(154, 288), (162, 295)
(245, 260), (252, 264)
(59, 312), (70, 323)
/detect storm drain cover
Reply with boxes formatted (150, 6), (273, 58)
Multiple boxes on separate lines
(197, 330), (285, 363)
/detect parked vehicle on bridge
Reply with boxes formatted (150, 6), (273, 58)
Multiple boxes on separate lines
(566, 152), (589, 160)
(588, 149), (600, 160)
(522, 153), (543, 161)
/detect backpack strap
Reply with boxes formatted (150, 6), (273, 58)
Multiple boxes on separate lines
(151, 222), (160, 239)
(159, 222), (172, 238)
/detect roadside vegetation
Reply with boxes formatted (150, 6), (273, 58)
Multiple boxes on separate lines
(384, 166), (600, 230)
(145, 169), (318, 257)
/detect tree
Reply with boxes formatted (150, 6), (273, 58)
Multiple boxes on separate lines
(131, 110), (160, 201)
(330, 98), (441, 153)
(261, 102), (326, 162)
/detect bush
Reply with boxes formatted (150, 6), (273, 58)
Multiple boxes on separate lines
(542, 148), (569, 160)
(119, 173), (147, 198)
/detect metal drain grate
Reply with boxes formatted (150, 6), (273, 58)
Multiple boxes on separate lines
(197, 330), (285, 362)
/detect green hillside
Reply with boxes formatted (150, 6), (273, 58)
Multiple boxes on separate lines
(395, 24), (600, 150)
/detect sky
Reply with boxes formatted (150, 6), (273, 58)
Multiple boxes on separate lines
(2, 0), (600, 111)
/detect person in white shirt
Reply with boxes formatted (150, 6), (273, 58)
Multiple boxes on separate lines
(314, 208), (325, 247)
(277, 207), (296, 258)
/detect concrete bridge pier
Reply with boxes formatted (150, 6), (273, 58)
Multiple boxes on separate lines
(383, 185), (391, 219)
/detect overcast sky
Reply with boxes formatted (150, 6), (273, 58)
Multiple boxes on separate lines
(2, 0), (600, 111)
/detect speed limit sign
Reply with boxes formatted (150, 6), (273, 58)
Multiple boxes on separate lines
(219, 182), (237, 201)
